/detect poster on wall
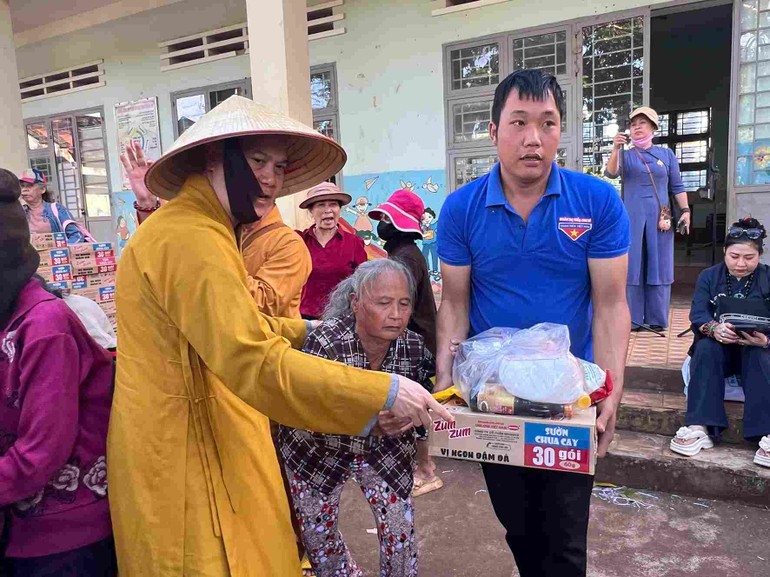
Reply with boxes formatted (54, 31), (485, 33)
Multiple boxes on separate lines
(114, 97), (161, 190)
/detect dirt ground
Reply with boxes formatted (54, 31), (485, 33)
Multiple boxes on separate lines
(335, 458), (770, 577)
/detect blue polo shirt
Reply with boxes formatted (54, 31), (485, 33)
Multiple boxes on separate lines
(437, 162), (630, 361)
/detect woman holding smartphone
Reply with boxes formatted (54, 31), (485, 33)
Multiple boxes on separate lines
(670, 218), (770, 468)
(606, 107), (691, 331)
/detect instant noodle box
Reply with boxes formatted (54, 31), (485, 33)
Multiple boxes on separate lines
(71, 285), (115, 303)
(428, 399), (597, 475)
(71, 263), (118, 276)
(70, 242), (116, 258)
(71, 273), (116, 288)
(37, 264), (73, 283)
(37, 248), (71, 268)
(30, 232), (67, 250)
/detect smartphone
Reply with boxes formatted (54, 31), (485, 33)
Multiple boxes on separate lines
(677, 219), (688, 235)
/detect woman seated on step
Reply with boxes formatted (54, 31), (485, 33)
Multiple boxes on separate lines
(670, 217), (770, 468)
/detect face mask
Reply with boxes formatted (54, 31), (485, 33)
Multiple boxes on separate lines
(377, 220), (397, 241)
(223, 138), (268, 225)
(631, 133), (654, 149)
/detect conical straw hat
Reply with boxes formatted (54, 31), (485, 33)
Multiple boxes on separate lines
(145, 95), (346, 200)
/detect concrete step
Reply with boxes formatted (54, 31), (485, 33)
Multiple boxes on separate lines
(617, 388), (747, 444)
(624, 365), (684, 394)
(597, 430), (770, 507)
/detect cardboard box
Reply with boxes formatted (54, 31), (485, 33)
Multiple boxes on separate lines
(99, 301), (117, 316)
(37, 264), (73, 283)
(428, 401), (597, 475)
(71, 273), (116, 288)
(37, 248), (71, 268)
(69, 242), (115, 258)
(71, 263), (118, 276)
(30, 232), (67, 250)
(71, 254), (117, 273)
(46, 281), (71, 293)
(71, 285), (115, 303)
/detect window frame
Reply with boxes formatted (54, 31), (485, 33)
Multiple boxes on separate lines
(23, 106), (113, 227)
(170, 79), (252, 139)
(311, 62), (343, 185)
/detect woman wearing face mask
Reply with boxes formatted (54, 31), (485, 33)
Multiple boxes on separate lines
(670, 218), (770, 466)
(298, 182), (367, 320)
(369, 189), (442, 497)
(606, 107), (691, 331)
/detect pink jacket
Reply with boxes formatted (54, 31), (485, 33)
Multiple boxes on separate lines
(0, 278), (113, 558)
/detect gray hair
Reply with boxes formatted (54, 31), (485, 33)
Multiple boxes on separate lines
(322, 259), (415, 321)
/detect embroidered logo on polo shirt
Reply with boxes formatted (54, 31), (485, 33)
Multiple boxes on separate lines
(558, 217), (592, 241)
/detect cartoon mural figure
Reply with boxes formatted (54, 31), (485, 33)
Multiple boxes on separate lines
(399, 180), (415, 192)
(421, 208), (439, 278)
(114, 195), (138, 252)
(345, 196), (373, 232)
(422, 177), (439, 194)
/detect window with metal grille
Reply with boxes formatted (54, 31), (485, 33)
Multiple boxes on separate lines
(24, 110), (112, 224)
(171, 80), (251, 139)
(432, 0), (513, 17)
(655, 108), (711, 190)
(311, 63), (342, 183)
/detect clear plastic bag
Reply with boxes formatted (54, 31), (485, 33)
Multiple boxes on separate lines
(453, 323), (604, 407)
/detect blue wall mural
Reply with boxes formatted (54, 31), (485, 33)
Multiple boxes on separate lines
(112, 191), (139, 256)
(340, 168), (447, 303)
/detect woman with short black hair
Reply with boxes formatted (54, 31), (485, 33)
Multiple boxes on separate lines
(671, 218), (770, 467)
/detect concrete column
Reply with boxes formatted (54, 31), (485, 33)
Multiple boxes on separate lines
(0, 0), (27, 174)
(246, 0), (313, 229)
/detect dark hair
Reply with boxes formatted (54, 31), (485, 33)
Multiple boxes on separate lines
(42, 188), (56, 204)
(423, 207), (436, 218)
(491, 69), (565, 126)
(725, 217), (766, 254)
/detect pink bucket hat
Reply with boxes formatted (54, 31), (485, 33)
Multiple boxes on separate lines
(369, 189), (424, 235)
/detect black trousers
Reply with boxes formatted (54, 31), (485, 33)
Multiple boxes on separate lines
(2, 537), (117, 577)
(687, 337), (770, 439)
(482, 464), (594, 577)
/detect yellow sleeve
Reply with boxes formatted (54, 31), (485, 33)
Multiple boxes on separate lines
(147, 221), (390, 435)
(243, 229), (311, 319)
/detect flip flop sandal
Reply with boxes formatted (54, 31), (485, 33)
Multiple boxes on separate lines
(670, 426), (714, 457)
(300, 555), (314, 576)
(754, 436), (770, 468)
(412, 475), (444, 497)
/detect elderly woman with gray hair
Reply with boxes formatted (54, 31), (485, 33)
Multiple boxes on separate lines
(278, 259), (435, 577)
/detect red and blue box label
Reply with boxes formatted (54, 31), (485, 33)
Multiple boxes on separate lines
(524, 422), (592, 473)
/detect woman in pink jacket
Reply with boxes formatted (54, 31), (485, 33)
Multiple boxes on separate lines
(0, 169), (116, 576)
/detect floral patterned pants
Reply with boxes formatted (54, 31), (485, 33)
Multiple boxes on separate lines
(285, 458), (418, 577)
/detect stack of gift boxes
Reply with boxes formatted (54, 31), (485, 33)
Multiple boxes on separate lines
(31, 232), (118, 328)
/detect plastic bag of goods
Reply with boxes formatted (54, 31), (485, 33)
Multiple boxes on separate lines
(452, 323), (608, 416)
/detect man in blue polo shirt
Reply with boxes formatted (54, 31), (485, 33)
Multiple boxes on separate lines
(436, 69), (630, 576)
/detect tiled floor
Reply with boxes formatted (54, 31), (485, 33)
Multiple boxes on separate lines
(626, 293), (694, 370)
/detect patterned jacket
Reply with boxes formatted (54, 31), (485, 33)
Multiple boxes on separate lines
(278, 315), (435, 499)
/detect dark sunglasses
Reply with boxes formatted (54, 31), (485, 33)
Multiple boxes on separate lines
(727, 227), (763, 240)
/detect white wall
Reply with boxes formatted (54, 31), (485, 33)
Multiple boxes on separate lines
(309, 0), (671, 176)
(17, 0), (674, 190)
(17, 0), (251, 195)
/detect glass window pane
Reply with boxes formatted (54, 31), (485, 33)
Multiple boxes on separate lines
(741, 63), (757, 93)
(313, 118), (336, 140)
(85, 194), (111, 218)
(742, 0), (759, 32)
(452, 100), (493, 143)
(680, 170), (707, 190)
(210, 87), (243, 109)
(740, 94), (756, 124)
(175, 94), (206, 136)
(676, 110), (709, 134)
(454, 154), (497, 188)
(26, 123), (48, 150)
(676, 141), (708, 164)
(311, 70), (333, 110)
(513, 31), (567, 76)
(556, 148), (568, 168)
(451, 43), (500, 90)
(738, 126), (754, 156)
(582, 17), (644, 179)
(741, 32), (757, 62)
